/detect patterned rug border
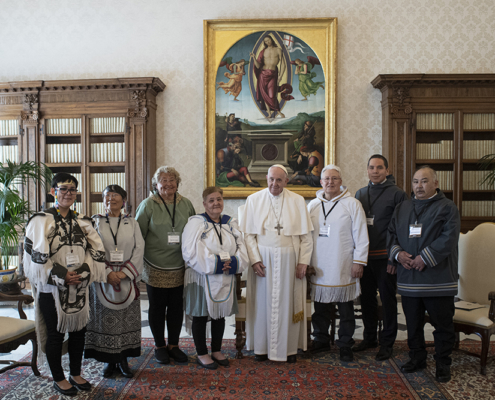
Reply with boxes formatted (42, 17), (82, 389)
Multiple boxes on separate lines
(1, 338), (494, 400)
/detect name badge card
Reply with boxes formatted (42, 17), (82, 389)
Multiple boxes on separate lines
(168, 232), (180, 245)
(110, 250), (124, 263)
(409, 224), (422, 238)
(319, 226), (330, 237)
(66, 253), (80, 267)
(367, 216), (375, 226)
(219, 251), (230, 262)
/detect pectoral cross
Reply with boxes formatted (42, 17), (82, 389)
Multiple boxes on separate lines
(275, 222), (283, 235)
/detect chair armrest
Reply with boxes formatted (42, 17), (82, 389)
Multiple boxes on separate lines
(305, 265), (316, 279)
(0, 292), (34, 320)
(489, 291), (495, 322)
(235, 273), (243, 300)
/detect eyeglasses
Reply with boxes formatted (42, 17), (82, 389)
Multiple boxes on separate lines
(57, 187), (77, 194)
(321, 177), (342, 182)
(158, 179), (176, 184)
(104, 193), (122, 199)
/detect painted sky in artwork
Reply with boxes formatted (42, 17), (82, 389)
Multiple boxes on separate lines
(215, 31), (325, 125)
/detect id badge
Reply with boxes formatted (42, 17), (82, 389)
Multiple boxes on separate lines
(168, 232), (180, 245)
(319, 226), (330, 237)
(409, 224), (422, 238)
(66, 253), (80, 267)
(219, 251), (230, 262)
(110, 250), (124, 263)
(367, 216), (375, 226)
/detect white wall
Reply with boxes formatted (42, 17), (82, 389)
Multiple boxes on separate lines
(1, 0), (494, 215)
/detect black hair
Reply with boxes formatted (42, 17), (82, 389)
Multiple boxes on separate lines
(51, 172), (78, 189)
(367, 154), (389, 169)
(103, 185), (127, 202)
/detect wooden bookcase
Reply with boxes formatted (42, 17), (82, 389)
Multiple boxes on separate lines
(371, 74), (495, 233)
(0, 78), (165, 218)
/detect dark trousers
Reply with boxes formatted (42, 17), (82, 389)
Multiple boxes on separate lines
(146, 284), (184, 348)
(401, 295), (455, 365)
(38, 292), (86, 382)
(191, 316), (225, 356)
(360, 258), (398, 347)
(312, 300), (355, 348)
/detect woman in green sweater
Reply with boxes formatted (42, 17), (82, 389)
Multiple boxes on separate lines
(135, 166), (196, 364)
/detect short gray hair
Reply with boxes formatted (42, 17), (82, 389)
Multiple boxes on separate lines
(415, 165), (437, 181)
(152, 166), (182, 190)
(321, 164), (343, 181)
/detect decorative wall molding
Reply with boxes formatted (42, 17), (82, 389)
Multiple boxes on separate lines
(20, 110), (40, 123)
(127, 90), (148, 119)
(23, 94), (38, 111)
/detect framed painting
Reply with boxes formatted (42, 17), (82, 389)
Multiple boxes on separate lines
(204, 18), (337, 198)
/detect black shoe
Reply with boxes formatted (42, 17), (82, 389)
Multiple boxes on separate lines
(155, 347), (170, 364)
(68, 376), (92, 391)
(197, 357), (218, 370)
(211, 355), (230, 367)
(168, 347), (188, 363)
(400, 359), (427, 373)
(436, 362), (451, 383)
(352, 340), (378, 352)
(287, 355), (297, 363)
(310, 341), (331, 354)
(103, 363), (116, 378)
(255, 354), (268, 362)
(53, 382), (78, 396)
(118, 358), (133, 378)
(340, 347), (354, 362)
(375, 346), (393, 361)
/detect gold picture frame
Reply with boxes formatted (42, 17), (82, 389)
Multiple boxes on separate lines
(204, 18), (337, 198)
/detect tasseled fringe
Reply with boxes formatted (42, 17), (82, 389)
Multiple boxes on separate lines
(311, 283), (360, 303)
(207, 298), (234, 320)
(184, 268), (234, 320)
(293, 310), (304, 323)
(54, 291), (90, 333)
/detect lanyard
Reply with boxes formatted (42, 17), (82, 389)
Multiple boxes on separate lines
(367, 185), (391, 215)
(157, 192), (176, 230)
(106, 214), (122, 249)
(212, 220), (223, 246)
(321, 200), (339, 225)
(57, 209), (73, 247)
(412, 202), (434, 224)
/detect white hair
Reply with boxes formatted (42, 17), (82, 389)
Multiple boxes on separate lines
(152, 166), (181, 190)
(321, 164), (343, 180)
(268, 164), (288, 177)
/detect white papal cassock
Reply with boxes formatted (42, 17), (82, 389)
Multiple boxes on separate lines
(239, 188), (313, 361)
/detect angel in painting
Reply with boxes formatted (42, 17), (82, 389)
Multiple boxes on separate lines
(292, 56), (325, 101)
(216, 57), (249, 101)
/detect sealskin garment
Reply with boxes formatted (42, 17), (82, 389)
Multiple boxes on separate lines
(240, 188), (313, 361)
(24, 208), (107, 352)
(308, 187), (369, 303)
(91, 214), (145, 310)
(182, 213), (249, 320)
(387, 189), (460, 297)
(355, 175), (408, 260)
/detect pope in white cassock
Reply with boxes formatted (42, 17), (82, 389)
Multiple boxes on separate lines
(239, 164), (314, 363)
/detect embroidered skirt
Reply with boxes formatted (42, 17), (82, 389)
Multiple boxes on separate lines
(84, 286), (141, 363)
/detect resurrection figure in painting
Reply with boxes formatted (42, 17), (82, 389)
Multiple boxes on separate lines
(250, 36), (291, 119)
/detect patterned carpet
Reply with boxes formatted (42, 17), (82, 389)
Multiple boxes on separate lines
(0, 339), (493, 399)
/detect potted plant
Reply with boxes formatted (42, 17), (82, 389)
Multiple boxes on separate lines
(0, 160), (52, 290)
(479, 153), (495, 189)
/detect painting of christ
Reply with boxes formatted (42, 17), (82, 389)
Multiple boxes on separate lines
(205, 19), (337, 198)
